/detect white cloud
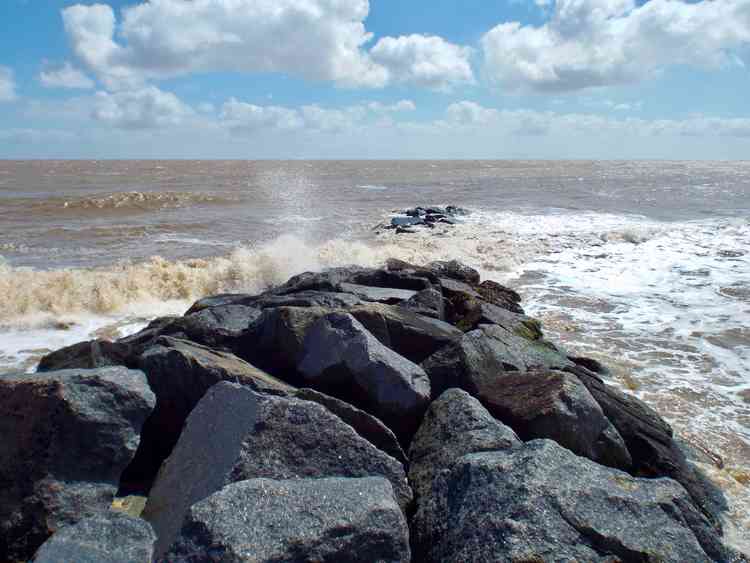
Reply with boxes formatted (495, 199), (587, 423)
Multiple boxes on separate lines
(220, 98), (418, 134)
(440, 101), (750, 137)
(92, 86), (193, 129)
(482, 0), (750, 92)
(40, 62), (95, 89)
(0, 66), (18, 102)
(370, 34), (474, 90)
(61, 1), (473, 91)
(0, 129), (77, 143)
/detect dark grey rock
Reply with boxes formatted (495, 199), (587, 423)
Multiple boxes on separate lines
(471, 369), (631, 470)
(475, 279), (525, 314)
(568, 365), (726, 530)
(477, 301), (543, 339)
(122, 337), (294, 492)
(185, 293), (254, 314)
(349, 303), (461, 364)
(391, 216), (424, 227)
(427, 260), (480, 284)
(421, 324), (573, 398)
(166, 477), (411, 563)
(174, 304), (261, 350)
(568, 355), (612, 376)
(295, 388), (407, 465)
(36, 339), (134, 372)
(414, 440), (729, 562)
(144, 382), (412, 557)
(408, 389), (520, 502)
(250, 289), (363, 310)
(32, 511), (156, 563)
(398, 287), (446, 320)
(345, 268), (436, 291)
(339, 282), (417, 304)
(0, 367), (155, 562)
(297, 312), (431, 439)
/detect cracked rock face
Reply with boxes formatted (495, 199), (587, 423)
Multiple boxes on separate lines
(166, 477), (410, 563)
(411, 439), (729, 563)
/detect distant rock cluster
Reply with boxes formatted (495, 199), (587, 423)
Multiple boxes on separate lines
(0, 248), (743, 562)
(376, 205), (470, 234)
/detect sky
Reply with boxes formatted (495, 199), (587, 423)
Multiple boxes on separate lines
(1, 0), (749, 159)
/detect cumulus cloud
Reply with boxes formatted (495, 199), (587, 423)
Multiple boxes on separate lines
(61, 1), (472, 90)
(441, 101), (750, 137)
(220, 98), (417, 134)
(0, 66), (18, 102)
(482, 0), (750, 92)
(92, 86), (193, 129)
(40, 62), (95, 89)
(370, 34), (474, 90)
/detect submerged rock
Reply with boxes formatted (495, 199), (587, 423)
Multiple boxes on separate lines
(144, 382), (412, 557)
(166, 477), (411, 563)
(33, 512), (156, 563)
(0, 367), (155, 562)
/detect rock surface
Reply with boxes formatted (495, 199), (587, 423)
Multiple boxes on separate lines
(144, 382), (412, 557)
(414, 440), (729, 562)
(32, 511), (156, 563)
(166, 477), (411, 563)
(0, 367), (155, 562)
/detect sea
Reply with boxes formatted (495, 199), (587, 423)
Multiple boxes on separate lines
(1, 159), (749, 551)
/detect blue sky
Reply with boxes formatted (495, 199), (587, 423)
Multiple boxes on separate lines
(1, 0), (749, 159)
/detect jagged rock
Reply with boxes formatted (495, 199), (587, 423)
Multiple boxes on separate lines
(166, 477), (411, 563)
(144, 383), (412, 557)
(427, 260), (480, 284)
(295, 388), (407, 465)
(0, 367), (155, 562)
(32, 512), (156, 563)
(121, 336), (294, 493)
(476, 279), (525, 314)
(471, 369), (631, 470)
(408, 389), (521, 502)
(171, 304), (261, 350)
(238, 306), (330, 377)
(339, 282), (417, 304)
(414, 440), (729, 562)
(349, 303), (461, 364)
(297, 312), (431, 439)
(568, 355), (612, 376)
(346, 268), (436, 291)
(36, 339), (134, 372)
(249, 290), (363, 310)
(476, 302), (544, 339)
(568, 365), (725, 529)
(398, 287), (446, 320)
(421, 324), (573, 397)
(392, 216), (424, 227)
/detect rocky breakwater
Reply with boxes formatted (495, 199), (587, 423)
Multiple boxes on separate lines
(2, 255), (746, 561)
(375, 205), (469, 234)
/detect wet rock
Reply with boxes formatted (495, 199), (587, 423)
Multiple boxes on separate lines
(172, 304), (261, 351)
(477, 302), (543, 339)
(475, 279), (525, 314)
(398, 287), (446, 320)
(185, 293), (253, 314)
(166, 477), (411, 563)
(392, 216), (424, 228)
(249, 289), (362, 310)
(144, 382), (412, 557)
(121, 336), (293, 493)
(37, 339), (134, 372)
(414, 440), (729, 563)
(339, 282), (417, 304)
(297, 312), (431, 439)
(421, 324), (573, 397)
(427, 259), (480, 285)
(349, 303), (461, 364)
(346, 268), (436, 291)
(568, 365), (726, 529)
(0, 367), (155, 562)
(32, 512), (156, 563)
(471, 369), (631, 470)
(295, 388), (407, 465)
(568, 354), (612, 376)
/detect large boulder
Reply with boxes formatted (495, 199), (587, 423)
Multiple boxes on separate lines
(471, 369), (631, 470)
(295, 388), (407, 465)
(166, 477), (411, 563)
(297, 312), (431, 439)
(413, 440), (729, 562)
(144, 382), (412, 557)
(170, 303), (261, 351)
(36, 339), (134, 372)
(349, 303), (461, 364)
(0, 367), (155, 562)
(421, 324), (573, 398)
(475, 279), (525, 315)
(408, 389), (521, 502)
(121, 336), (293, 493)
(398, 287), (446, 320)
(32, 512), (156, 563)
(568, 365), (726, 529)
(427, 259), (480, 284)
